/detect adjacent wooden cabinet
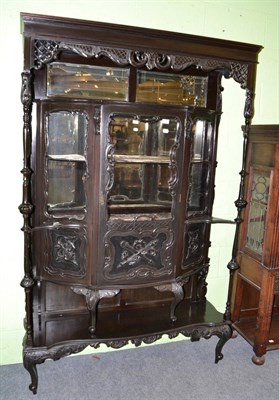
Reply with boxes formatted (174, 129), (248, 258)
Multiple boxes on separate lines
(19, 13), (262, 393)
(232, 125), (279, 365)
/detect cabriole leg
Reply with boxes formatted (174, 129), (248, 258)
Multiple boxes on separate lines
(23, 352), (39, 394)
(214, 324), (233, 363)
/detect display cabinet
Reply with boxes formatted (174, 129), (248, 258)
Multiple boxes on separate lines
(231, 125), (279, 365)
(19, 13), (262, 393)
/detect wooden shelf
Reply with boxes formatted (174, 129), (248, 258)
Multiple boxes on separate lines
(233, 313), (279, 351)
(35, 300), (226, 348)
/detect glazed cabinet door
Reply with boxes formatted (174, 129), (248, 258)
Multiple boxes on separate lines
(97, 104), (190, 287)
(31, 102), (100, 286)
(180, 110), (219, 300)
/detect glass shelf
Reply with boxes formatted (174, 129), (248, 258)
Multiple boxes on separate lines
(186, 216), (236, 225)
(113, 155), (170, 164)
(48, 154), (86, 162)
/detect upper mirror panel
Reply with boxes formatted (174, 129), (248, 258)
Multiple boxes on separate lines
(47, 62), (129, 101)
(136, 71), (208, 107)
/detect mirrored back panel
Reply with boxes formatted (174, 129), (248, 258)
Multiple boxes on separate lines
(107, 114), (181, 212)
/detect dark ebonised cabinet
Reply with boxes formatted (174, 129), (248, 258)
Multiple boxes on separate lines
(19, 13), (262, 393)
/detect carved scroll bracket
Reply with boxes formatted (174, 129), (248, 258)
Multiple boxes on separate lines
(71, 287), (120, 334)
(154, 282), (184, 322)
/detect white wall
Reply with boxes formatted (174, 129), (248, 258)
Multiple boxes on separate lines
(0, 0), (278, 364)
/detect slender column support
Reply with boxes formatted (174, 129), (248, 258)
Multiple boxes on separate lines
(19, 70), (35, 345)
(224, 88), (254, 321)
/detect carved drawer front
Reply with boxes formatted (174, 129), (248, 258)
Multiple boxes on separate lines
(34, 225), (87, 282)
(103, 215), (174, 284)
(182, 223), (207, 271)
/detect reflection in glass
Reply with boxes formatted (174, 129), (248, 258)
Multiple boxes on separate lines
(109, 164), (143, 203)
(47, 111), (87, 157)
(192, 120), (210, 160)
(47, 160), (86, 209)
(46, 110), (87, 211)
(108, 163), (172, 207)
(109, 116), (177, 157)
(187, 119), (212, 211)
(246, 171), (270, 254)
(137, 71), (208, 107)
(108, 115), (179, 211)
(157, 164), (172, 203)
(188, 163), (208, 210)
(47, 62), (129, 100)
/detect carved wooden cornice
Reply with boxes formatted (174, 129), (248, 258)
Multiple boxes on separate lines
(33, 39), (249, 89)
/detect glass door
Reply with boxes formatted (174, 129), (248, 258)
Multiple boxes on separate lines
(99, 105), (188, 284)
(32, 103), (97, 284)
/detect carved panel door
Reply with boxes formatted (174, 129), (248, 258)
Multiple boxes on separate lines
(32, 102), (100, 286)
(97, 104), (190, 286)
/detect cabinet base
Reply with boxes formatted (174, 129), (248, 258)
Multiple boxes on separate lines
(23, 300), (232, 394)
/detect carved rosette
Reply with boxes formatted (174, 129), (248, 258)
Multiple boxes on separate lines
(32, 39), (249, 89)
